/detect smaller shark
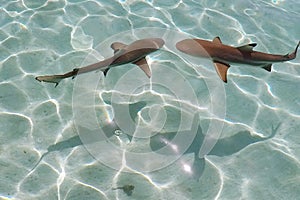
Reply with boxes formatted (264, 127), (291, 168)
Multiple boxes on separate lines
(36, 38), (165, 87)
(176, 37), (299, 82)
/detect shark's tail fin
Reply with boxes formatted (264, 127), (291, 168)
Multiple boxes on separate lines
(35, 75), (63, 87)
(286, 41), (300, 60)
(36, 68), (79, 87)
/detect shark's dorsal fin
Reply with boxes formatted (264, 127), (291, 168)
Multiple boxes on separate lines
(213, 37), (222, 44)
(134, 58), (151, 78)
(237, 43), (257, 52)
(213, 61), (230, 83)
(111, 42), (127, 54)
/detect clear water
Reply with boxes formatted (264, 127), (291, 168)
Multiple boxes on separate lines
(0, 0), (300, 199)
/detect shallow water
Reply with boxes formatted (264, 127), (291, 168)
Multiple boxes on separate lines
(1, 0), (300, 199)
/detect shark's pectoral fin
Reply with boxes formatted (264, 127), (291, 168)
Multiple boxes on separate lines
(213, 61), (230, 83)
(262, 64), (272, 72)
(111, 42), (127, 54)
(134, 58), (151, 78)
(237, 43), (257, 52)
(213, 37), (222, 44)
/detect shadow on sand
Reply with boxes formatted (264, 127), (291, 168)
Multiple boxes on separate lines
(31, 102), (280, 181)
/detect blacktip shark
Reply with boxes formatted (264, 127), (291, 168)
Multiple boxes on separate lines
(176, 37), (300, 82)
(36, 38), (165, 87)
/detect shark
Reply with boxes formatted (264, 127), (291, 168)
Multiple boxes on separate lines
(176, 37), (300, 82)
(36, 38), (165, 87)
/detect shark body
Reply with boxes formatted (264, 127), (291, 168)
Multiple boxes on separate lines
(36, 38), (165, 87)
(176, 37), (299, 82)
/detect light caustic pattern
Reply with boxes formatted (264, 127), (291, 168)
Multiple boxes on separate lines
(1, 0), (300, 199)
(72, 28), (226, 172)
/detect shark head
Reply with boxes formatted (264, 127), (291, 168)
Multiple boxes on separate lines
(129, 38), (165, 51)
(150, 38), (165, 49)
(176, 39), (211, 58)
(176, 39), (195, 54)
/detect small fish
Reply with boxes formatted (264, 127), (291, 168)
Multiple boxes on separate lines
(176, 37), (299, 82)
(36, 38), (165, 87)
(112, 184), (135, 196)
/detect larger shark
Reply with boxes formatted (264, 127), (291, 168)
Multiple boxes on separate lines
(176, 37), (299, 82)
(36, 38), (165, 87)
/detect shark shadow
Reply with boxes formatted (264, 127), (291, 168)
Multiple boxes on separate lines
(150, 120), (280, 180)
(31, 100), (280, 182)
(30, 101), (146, 172)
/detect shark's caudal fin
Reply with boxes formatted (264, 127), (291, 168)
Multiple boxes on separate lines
(287, 41), (300, 60)
(35, 68), (79, 87)
(35, 75), (62, 87)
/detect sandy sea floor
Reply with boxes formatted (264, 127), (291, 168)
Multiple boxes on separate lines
(0, 0), (300, 199)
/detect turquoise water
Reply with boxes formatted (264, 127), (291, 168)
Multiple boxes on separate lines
(1, 0), (300, 199)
